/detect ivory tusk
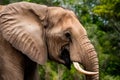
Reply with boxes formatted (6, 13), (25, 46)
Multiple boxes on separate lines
(73, 62), (98, 75)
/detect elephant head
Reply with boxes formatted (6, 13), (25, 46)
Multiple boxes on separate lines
(0, 2), (99, 80)
(45, 7), (99, 80)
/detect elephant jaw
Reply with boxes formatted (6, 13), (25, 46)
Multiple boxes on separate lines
(73, 62), (98, 75)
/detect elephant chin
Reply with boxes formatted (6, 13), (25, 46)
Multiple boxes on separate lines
(73, 62), (98, 75)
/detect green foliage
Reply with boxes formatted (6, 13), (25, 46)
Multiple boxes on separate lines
(100, 74), (120, 80)
(93, 0), (120, 19)
(93, 0), (120, 79)
(1, 0), (120, 80)
(0, 0), (10, 4)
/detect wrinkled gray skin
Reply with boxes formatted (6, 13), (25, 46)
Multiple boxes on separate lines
(0, 2), (99, 80)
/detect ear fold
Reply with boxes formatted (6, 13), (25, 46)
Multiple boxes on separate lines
(0, 2), (48, 65)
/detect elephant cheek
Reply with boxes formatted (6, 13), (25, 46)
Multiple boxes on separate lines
(70, 42), (82, 62)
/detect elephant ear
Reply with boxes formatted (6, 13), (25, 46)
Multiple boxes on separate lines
(0, 2), (48, 65)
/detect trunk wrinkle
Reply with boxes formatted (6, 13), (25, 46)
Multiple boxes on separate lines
(76, 36), (99, 80)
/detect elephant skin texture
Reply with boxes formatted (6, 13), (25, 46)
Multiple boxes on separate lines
(0, 2), (99, 80)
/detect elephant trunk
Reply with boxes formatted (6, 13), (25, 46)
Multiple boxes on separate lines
(80, 35), (99, 80)
(72, 35), (99, 80)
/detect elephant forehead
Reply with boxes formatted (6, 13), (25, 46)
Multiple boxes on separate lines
(65, 16), (86, 33)
(61, 16), (78, 29)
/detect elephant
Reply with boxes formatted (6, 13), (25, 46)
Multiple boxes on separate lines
(0, 2), (99, 80)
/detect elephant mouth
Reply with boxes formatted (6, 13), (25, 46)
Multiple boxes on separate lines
(60, 45), (72, 69)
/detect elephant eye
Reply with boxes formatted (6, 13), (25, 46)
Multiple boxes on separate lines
(65, 32), (71, 40)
